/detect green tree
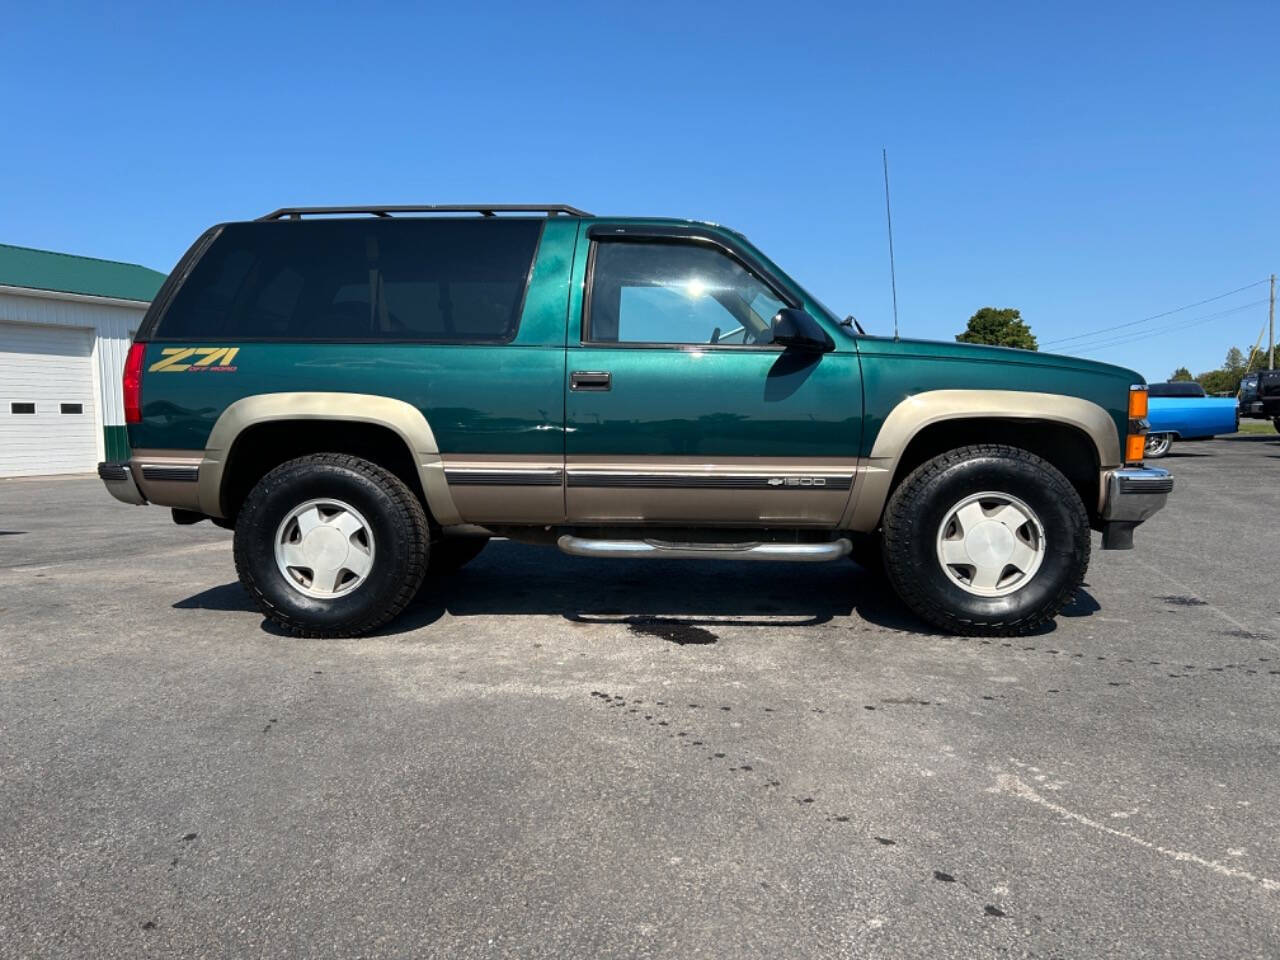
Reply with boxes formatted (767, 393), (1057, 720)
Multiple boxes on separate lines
(1187, 345), (1276, 396)
(1194, 346), (1258, 396)
(956, 307), (1037, 350)
(1224, 346), (1246, 376)
(1169, 366), (1193, 382)
(1246, 344), (1280, 372)
(1195, 369), (1236, 396)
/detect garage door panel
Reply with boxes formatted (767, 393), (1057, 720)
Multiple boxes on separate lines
(0, 322), (98, 477)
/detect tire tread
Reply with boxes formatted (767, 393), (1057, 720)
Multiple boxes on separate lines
(233, 453), (429, 638)
(881, 443), (1089, 636)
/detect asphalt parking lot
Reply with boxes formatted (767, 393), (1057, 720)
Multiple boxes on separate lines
(2, 434), (1278, 959)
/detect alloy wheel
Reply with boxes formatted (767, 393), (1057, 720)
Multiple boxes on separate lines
(935, 491), (1047, 597)
(274, 498), (376, 598)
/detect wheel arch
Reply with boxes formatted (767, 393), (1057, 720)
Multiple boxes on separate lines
(844, 390), (1119, 532)
(197, 392), (461, 524)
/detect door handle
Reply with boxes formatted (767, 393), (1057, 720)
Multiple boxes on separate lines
(571, 371), (612, 392)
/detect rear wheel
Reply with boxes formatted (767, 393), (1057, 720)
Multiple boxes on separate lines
(233, 454), (429, 637)
(881, 444), (1090, 636)
(1144, 433), (1172, 458)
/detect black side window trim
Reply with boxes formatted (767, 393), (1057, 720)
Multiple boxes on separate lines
(139, 220), (545, 345)
(581, 232), (797, 350)
(136, 225), (224, 342)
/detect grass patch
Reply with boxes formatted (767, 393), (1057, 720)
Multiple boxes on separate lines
(1233, 420), (1278, 435)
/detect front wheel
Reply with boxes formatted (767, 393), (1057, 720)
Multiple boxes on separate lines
(1144, 433), (1173, 458)
(881, 444), (1090, 636)
(233, 454), (429, 637)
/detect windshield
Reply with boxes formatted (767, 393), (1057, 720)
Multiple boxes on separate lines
(728, 232), (856, 339)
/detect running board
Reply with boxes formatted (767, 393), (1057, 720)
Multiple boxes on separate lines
(556, 535), (851, 563)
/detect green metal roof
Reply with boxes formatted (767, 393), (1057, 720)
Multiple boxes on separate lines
(0, 242), (166, 302)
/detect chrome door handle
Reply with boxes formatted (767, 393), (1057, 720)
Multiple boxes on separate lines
(570, 371), (611, 391)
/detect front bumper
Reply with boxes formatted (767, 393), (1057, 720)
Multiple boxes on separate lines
(1099, 466), (1173, 549)
(97, 462), (147, 506)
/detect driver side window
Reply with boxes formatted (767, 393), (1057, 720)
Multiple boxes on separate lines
(587, 240), (785, 346)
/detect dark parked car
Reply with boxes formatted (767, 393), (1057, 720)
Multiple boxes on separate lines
(1238, 371), (1280, 433)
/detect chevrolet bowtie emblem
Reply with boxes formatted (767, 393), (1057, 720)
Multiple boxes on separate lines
(768, 477), (827, 487)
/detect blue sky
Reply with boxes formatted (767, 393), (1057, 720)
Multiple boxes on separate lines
(2, 1), (1275, 380)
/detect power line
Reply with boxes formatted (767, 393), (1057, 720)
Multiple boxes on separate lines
(1066, 299), (1268, 353)
(1069, 301), (1266, 353)
(1041, 279), (1270, 347)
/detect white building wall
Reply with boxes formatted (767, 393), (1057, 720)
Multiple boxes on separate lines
(0, 287), (148, 470)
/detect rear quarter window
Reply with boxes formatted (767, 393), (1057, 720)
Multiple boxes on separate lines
(150, 218), (543, 342)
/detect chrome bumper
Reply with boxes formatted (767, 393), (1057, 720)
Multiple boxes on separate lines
(1099, 466), (1172, 549)
(97, 462), (148, 506)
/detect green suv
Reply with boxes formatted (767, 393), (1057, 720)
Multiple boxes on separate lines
(99, 204), (1172, 637)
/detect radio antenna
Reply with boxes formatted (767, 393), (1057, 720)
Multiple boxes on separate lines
(882, 147), (900, 340)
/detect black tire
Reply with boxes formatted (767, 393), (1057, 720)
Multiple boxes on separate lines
(881, 444), (1090, 636)
(427, 536), (489, 574)
(233, 454), (429, 638)
(1273, 418), (1280, 435)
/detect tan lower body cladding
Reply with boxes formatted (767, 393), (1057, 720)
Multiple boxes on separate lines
(441, 454), (565, 523)
(134, 448), (863, 528)
(442, 454), (862, 526)
(128, 449), (203, 511)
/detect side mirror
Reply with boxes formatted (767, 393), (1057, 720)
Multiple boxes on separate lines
(770, 308), (835, 353)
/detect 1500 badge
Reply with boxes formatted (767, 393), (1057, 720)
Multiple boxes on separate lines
(149, 347), (240, 372)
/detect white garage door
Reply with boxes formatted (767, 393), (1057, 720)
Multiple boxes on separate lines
(0, 322), (98, 477)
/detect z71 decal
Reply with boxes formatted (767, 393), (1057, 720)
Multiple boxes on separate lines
(149, 347), (240, 373)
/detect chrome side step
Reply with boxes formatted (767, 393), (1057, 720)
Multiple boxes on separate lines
(556, 535), (851, 563)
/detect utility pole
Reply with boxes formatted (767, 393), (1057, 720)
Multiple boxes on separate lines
(1270, 274), (1276, 370)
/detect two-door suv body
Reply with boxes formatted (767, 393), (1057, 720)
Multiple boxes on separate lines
(100, 204), (1172, 637)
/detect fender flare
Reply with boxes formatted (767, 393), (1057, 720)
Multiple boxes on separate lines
(197, 392), (461, 523)
(843, 389), (1120, 531)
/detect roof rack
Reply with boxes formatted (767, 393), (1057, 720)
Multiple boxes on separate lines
(257, 204), (593, 221)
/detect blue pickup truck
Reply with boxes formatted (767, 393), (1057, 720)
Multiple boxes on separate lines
(1144, 381), (1238, 457)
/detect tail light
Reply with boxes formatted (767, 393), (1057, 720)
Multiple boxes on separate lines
(1124, 384), (1148, 465)
(123, 342), (145, 424)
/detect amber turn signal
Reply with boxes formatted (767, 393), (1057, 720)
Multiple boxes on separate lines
(1128, 385), (1148, 419)
(1125, 433), (1146, 464)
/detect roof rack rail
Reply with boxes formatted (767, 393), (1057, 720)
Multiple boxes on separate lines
(257, 204), (593, 221)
